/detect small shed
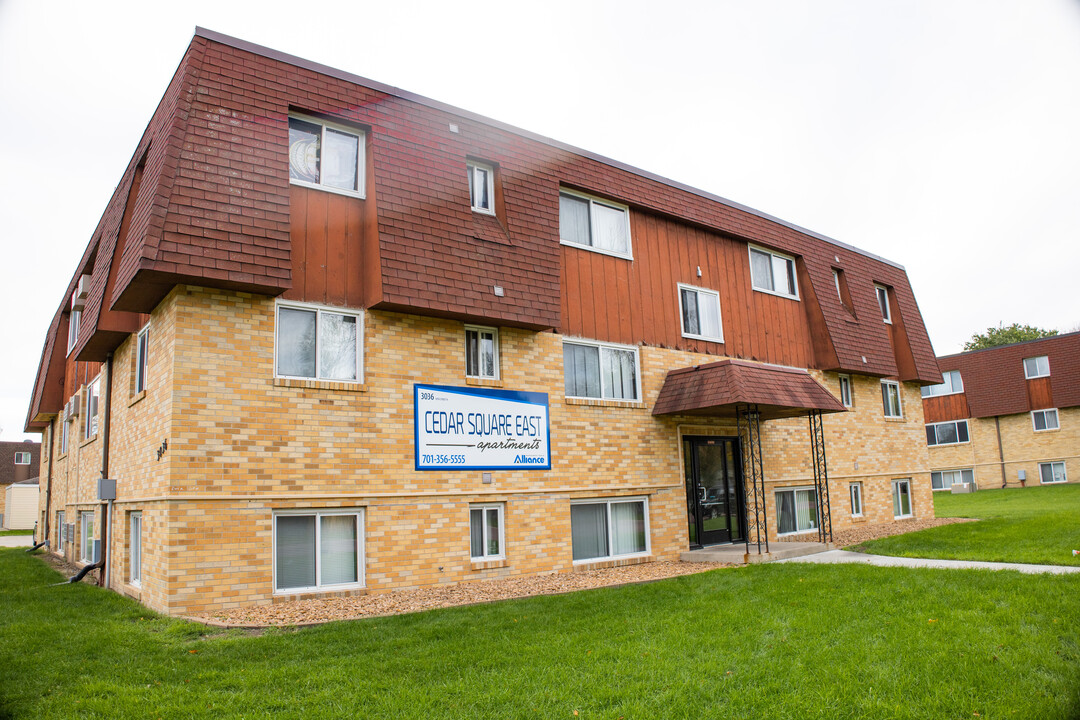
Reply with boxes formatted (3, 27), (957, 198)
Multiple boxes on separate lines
(3, 479), (39, 530)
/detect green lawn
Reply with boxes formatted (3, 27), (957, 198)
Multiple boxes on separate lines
(855, 483), (1080, 566)
(0, 528), (35, 536)
(2, 550), (1079, 718)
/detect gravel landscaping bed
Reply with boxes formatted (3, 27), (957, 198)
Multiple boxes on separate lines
(833, 516), (977, 548)
(203, 561), (732, 627)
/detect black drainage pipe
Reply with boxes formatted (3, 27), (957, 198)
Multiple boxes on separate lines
(26, 539), (49, 553)
(69, 561), (104, 584)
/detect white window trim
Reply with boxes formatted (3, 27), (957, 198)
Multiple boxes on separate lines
(1023, 356), (1050, 379)
(562, 337), (643, 402)
(129, 512), (142, 587)
(921, 370), (964, 398)
(677, 283), (724, 343)
(1039, 461), (1067, 484)
(881, 380), (903, 419)
(558, 188), (633, 261)
(926, 419), (970, 447)
(833, 270), (842, 301)
(849, 482), (863, 517)
(135, 323), (150, 394)
(79, 511), (94, 564)
(56, 511), (65, 551)
(13, 452), (31, 465)
(465, 325), (500, 380)
(274, 300), (365, 384)
(932, 468), (975, 491)
(570, 496), (651, 564)
(467, 161), (496, 216)
(1031, 408), (1060, 432)
(875, 284), (892, 324)
(84, 376), (101, 439)
(469, 503), (506, 562)
(774, 485), (820, 536)
(272, 508), (366, 595)
(748, 245), (800, 300)
(838, 374), (853, 408)
(67, 309), (81, 356)
(287, 113), (366, 199)
(892, 479), (914, 519)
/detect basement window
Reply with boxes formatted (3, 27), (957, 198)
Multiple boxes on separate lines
(892, 479), (913, 518)
(849, 483), (863, 517)
(470, 504), (505, 561)
(274, 510), (364, 593)
(1039, 461), (1067, 484)
(931, 469), (974, 491)
(571, 498), (649, 563)
(776, 487), (818, 535)
(288, 114), (365, 197)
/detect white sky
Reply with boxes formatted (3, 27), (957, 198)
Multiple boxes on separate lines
(1, 0), (1078, 441)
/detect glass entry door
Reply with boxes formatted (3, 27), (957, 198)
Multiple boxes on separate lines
(684, 436), (745, 547)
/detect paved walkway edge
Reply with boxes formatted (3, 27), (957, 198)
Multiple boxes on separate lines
(774, 549), (1080, 574)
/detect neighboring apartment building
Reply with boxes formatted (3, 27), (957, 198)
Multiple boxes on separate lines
(922, 333), (1080, 491)
(25, 29), (942, 616)
(0, 440), (40, 527)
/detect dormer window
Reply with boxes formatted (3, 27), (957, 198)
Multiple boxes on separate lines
(67, 310), (81, 356)
(559, 189), (632, 259)
(875, 284), (891, 324)
(467, 161), (495, 215)
(288, 114), (365, 197)
(749, 246), (798, 299)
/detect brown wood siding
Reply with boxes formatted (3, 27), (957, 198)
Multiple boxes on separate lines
(283, 186), (368, 308)
(1027, 377), (1054, 410)
(923, 393), (971, 423)
(560, 210), (813, 367)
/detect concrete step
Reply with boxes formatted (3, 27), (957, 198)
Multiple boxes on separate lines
(681, 541), (834, 565)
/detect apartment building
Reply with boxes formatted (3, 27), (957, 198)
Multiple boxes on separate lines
(922, 333), (1079, 491)
(25, 29), (941, 616)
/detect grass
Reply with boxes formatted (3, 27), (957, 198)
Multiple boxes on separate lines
(855, 484), (1080, 566)
(2, 550), (1079, 718)
(0, 529), (35, 536)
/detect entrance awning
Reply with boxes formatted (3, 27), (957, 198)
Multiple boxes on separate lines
(652, 359), (847, 420)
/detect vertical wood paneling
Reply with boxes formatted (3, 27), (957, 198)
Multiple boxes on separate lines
(285, 186), (368, 308)
(1027, 377), (1054, 410)
(923, 393), (971, 423)
(561, 208), (824, 369)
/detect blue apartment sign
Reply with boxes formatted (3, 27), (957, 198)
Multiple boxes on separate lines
(414, 384), (551, 470)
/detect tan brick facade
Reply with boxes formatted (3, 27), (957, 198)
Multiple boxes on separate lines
(40, 288), (934, 615)
(927, 408), (1079, 490)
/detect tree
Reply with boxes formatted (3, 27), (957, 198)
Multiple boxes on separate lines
(963, 323), (1058, 351)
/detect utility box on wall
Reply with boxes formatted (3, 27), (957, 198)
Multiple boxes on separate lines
(98, 479), (116, 501)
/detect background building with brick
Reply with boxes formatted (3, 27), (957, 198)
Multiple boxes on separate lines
(26, 29), (942, 616)
(0, 440), (40, 527)
(922, 332), (1080, 491)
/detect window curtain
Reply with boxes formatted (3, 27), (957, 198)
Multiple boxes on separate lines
(278, 308), (316, 377)
(480, 332), (495, 377)
(610, 502), (645, 556)
(571, 504), (608, 561)
(276, 516), (316, 590)
(699, 293), (720, 338)
(320, 515), (358, 586)
(681, 289), (699, 335)
(750, 250), (773, 290)
(564, 344), (601, 398)
(322, 128), (358, 191)
(772, 255), (794, 295)
(486, 508), (500, 556)
(796, 489), (817, 531)
(130, 514), (142, 582)
(601, 348), (637, 400)
(288, 118), (321, 183)
(319, 312), (357, 380)
(776, 492), (796, 534)
(559, 194), (590, 246)
(593, 204), (628, 254)
(470, 509), (484, 557)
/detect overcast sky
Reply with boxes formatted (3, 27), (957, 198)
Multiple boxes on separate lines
(1, 0), (1078, 441)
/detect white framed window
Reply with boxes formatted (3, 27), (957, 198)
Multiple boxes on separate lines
(678, 284), (724, 342)
(838, 374), (853, 408)
(562, 339), (640, 401)
(275, 301), (363, 383)
(79, 511), (95, 564)
(833, 270), (842, 301)
(288, 114), (365, 197)
(67, 310), (81, 355)
(849, 482), (863, 517)
(465, 326), (499, 379)
(60, 414), (70, 455)
(881, 380), (903, 418)
(925, 420), (969, 446)
(931, 469), (974, 491)
(84, 377), (100, 439)
(775, 487), (818, 535)
(921, 370), (964, 398)
(469, 504), (504, 561)
(571, 497), (649, 563)
(892, 479), (913, 518)
(749, 245), (798, 299)
(56, 511), (65, 551)
(875, 284), (891, 324)
(135, 325), (149, 393)
(559, 189), (632, 259)
(13, 452), (31, 465)
(1039, 461), (1067, 484)
(1023, 355), (1050, 379)
(129, 512), (142, 587)
(273, 509), (364, 593)
(467, 161), (495, 215)
(1032, 409), (1059, 432)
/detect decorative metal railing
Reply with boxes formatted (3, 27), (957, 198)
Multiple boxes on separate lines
(737, 404), (769, 555)
(808, 410), (834, 543)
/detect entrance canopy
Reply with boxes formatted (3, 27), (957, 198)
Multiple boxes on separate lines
(652, 359), (846, 420)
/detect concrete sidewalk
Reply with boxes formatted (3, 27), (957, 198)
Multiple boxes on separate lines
(775, 549), (1080, 575)
(0, 535), (35, 548)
